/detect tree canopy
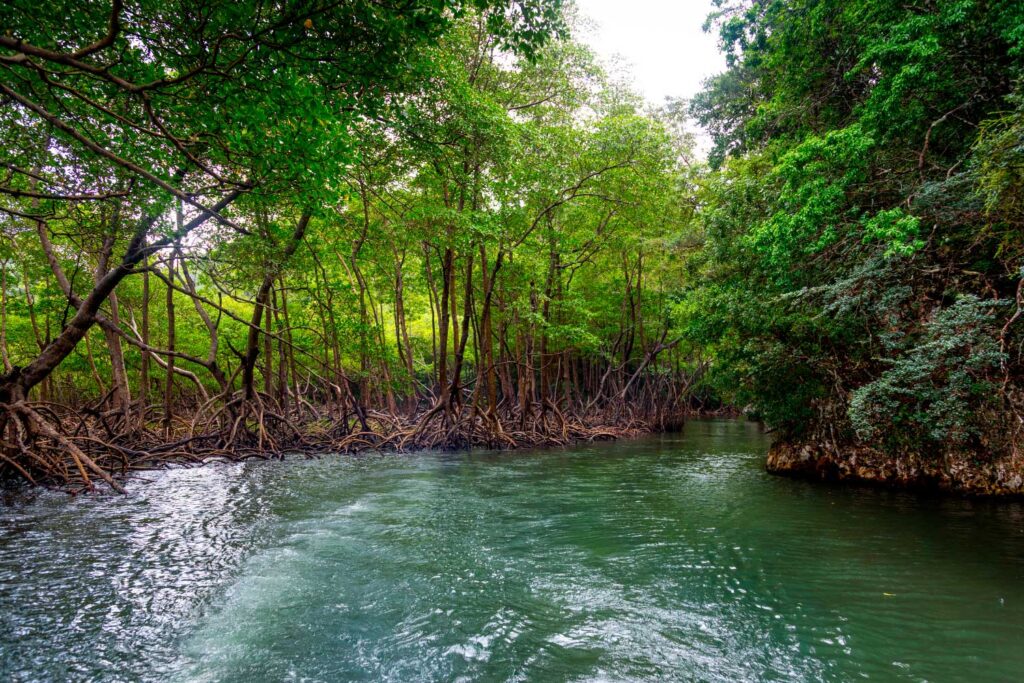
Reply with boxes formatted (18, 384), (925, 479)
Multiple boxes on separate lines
(0, 0), (698, 490)
(684, 0), (1024, 462)
(4, 0), (1021, 493)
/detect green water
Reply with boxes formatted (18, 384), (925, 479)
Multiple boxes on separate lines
(2, 420), (1023, 682)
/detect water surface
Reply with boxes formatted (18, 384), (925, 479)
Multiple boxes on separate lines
(2, 420), (1023, 681)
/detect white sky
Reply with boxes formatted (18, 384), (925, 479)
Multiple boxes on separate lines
(574, 0), (726, 105)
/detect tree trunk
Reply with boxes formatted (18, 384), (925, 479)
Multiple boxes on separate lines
(449, 251), (475, 410)
(264, 280), (273, 397)
(241, 211), (311, 401)
(436, 247), (454, 410)
(0, 192), (238, 408)
(0, 259), (11, 374)
(139, 253), (150, 426)
(163, 245), (176, 436)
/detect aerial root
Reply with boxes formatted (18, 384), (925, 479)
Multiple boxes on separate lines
(0, 396), (669, 492)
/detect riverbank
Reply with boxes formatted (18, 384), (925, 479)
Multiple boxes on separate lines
(766, 440), (1024, 496)
(0, 401), (673, 493)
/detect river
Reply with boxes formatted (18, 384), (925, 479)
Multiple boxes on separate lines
(2, 420), (1023, 681)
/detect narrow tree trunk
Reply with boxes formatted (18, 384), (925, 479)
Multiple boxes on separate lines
(424, 244), (440, 391)
(278, 279), (300, 407)
(139, 254), (150, 426)
(100, 290), (131, 417)
(272, 286), (287, 413)
(449, 251), (475, 410)
(393, 249), (415, 412)
(264, 281), (273, 397)
(436, 247), (453, 410)
(478, 245), (497, 418)
(242, 212), (311, 401)
(84, 332), (106, 396)
(0, 259), (11, 374)
(163, 247), (176, 436)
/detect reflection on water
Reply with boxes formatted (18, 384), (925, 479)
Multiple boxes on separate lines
(2, 420), (1023, 681)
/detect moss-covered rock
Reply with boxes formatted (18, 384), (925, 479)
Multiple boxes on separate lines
(766, 440), (1024, 496)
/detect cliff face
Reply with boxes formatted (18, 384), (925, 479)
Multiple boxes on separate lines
(766, 441), (1024, 496)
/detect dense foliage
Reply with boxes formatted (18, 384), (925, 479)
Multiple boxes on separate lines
(686, 0), (1024, 456)
(0, 1), (696, 488)
(5, 0), (1019, 491)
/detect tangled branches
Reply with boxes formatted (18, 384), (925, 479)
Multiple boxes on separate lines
(0, 387), (677, 493)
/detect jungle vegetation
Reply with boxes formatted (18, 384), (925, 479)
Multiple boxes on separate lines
(687, 0), (1024, 470)
(1, 0), (1022, 492)
(0, 0), (699, 490)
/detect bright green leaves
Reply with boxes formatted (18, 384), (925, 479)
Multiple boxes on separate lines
(686, 0), (1024, 450)
(746, 125), (874, 274)
(861, 209), (922, 258)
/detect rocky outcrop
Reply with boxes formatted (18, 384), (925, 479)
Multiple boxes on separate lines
(766, 440), (1024, 496)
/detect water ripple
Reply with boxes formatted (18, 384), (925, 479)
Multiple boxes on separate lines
(2, 421), (1023, 682)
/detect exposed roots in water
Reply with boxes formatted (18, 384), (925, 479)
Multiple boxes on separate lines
(0, 393), (682, 493)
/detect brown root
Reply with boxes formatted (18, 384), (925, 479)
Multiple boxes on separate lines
(0, 388), (686, 493)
